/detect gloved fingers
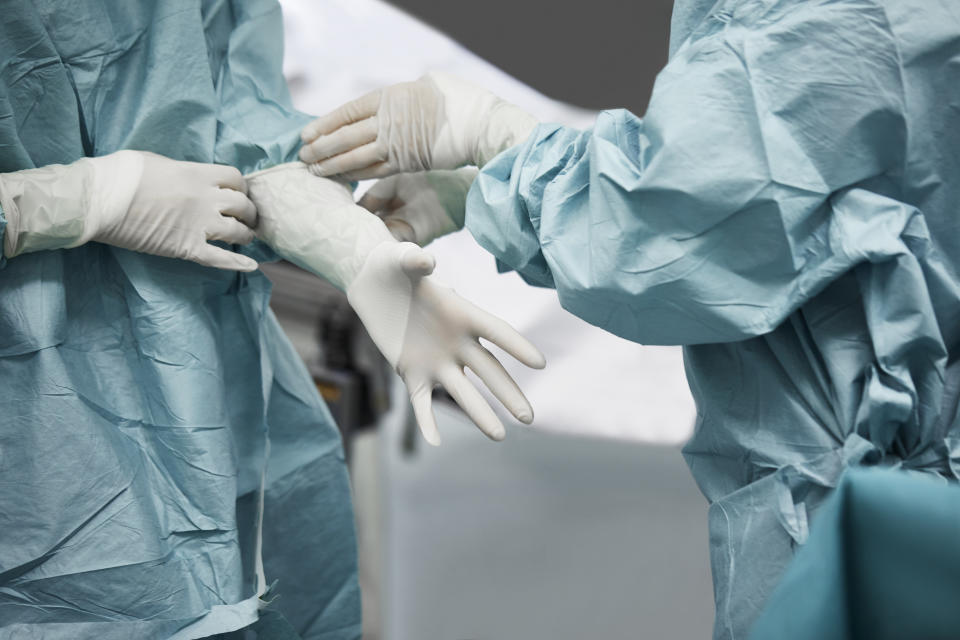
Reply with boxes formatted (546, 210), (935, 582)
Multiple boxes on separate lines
(461, 342), (534, 424)
(383, 217), (418, 244)
(218, 189), (258, 227)
(301, 90), (382, 142)
(340, 163), (396, 182)
(397, 243), (436, 278)
(208, 216), (256, 245)
(210, 164), (248, 194)
(357, 176), (401, 212)
(409, 383), (442, 446)
(192, 243), (259, 272)
(299, 117), (378, 164)
(307, 142), (388, 178)
(466, 301), (546, 369)
(438, 366), (506, 441)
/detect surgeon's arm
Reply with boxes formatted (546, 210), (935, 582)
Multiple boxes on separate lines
(0, 152), (259, 270)
(466, 1), (909, 345)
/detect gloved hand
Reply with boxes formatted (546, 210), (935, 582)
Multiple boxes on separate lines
(299, 72), (538, 178)
(247, 163), (545, 444)
(358, 168), (478, 246)
(0, 151), (258, 270)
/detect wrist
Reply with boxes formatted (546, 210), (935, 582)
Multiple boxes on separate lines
(84, 151), (144, 243)
(426, 72), (538, 169)
(417, 168), (477, 241)
(476, 101), (538, 167)
(273, 203), (396, 291)
(330, 205), (398, 290)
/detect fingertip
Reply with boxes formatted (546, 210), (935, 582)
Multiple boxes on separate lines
(236, 228), (256, 246)
(237, 256), (259, 272)
(233, 177), (249, 196)
(418, 411), (442, 446)
(530, 350), (547, 370)
(501, 391), (534, 426)
(299, 145), (318, 164)
(196, 245), (259, 272)
(420, 252), (437, 273)
(302, 119), (329, 144)
(515, 342), (547, 370)
(399, 244), (435, 277)
(423, 429), (442, 447)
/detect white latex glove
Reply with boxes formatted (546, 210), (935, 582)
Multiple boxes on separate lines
(299, 72), (538, 178)
(0, 151), (258, 270)
(247, 163), (546, 444)
(359, 168), (478, 246)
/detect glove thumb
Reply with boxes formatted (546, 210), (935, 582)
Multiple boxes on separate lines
(398, 242), (436, 279)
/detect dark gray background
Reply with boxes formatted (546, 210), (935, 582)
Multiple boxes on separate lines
(388, 1), (676, 114)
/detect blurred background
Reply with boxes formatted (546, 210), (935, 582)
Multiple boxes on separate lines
(268, 0), (714, 637)
(379, 0), (675, 114)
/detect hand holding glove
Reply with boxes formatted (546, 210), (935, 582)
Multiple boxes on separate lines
(359, 168), (477, 246)
(0, 151), (258, 270)
(299, 72), (538, 178)
(247, 163), (545, 444)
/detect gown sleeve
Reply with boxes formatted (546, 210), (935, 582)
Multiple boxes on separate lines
(466, 0), (908, 345)
(201, 0), (316, 262)
(202, 0), (314, 173)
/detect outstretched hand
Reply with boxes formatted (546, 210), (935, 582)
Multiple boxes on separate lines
(347, 241), (546, 445)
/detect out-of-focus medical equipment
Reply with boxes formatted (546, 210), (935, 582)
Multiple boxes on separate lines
(261, 258), (394, 460)
(247, 163), (545, 445)
(0, 151), (257, 270)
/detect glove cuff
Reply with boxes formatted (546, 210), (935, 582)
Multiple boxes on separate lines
(426, 72), (537, 169)
(0, 159), (97, 258)
(476, 101), (538, 168)
(410, 168), (477, 244)
(0, 175), (19, 259)
(0, 151), (147, 259)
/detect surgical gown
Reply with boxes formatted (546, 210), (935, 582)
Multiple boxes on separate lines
(0, 1), (359, 638)
(750, 468), (960, 640)
(466, 0), (960, 638)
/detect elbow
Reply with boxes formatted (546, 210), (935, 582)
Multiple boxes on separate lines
(552, 269), (798, 346)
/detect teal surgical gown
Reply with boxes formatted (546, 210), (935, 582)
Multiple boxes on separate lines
(466, 0), (960, 638)
(0, 1), (359, 638)
(750, 468), (960, 640)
